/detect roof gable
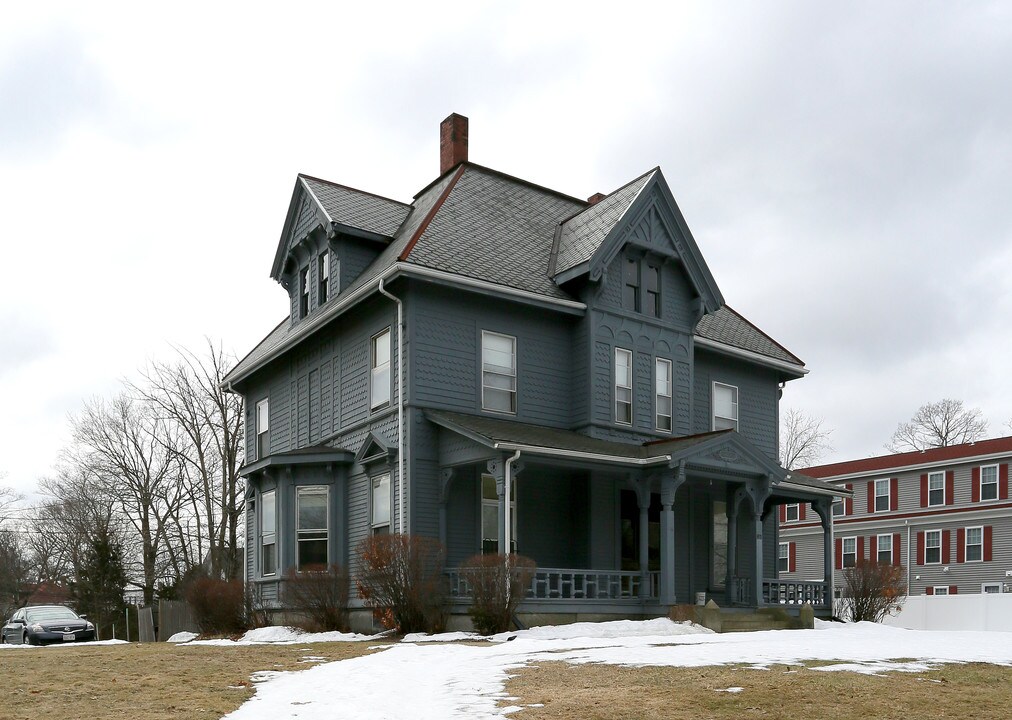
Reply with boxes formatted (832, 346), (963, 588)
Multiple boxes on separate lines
(553, 169), (724, 314)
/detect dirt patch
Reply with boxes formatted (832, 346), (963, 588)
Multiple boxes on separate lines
(504, 661), (1012, 719)
(1, 640), (383, 720)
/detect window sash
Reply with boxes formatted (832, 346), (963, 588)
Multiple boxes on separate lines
(655, 358), (672, 432)
(645, 265), (660, 317)
(371, 330), (391, 409)
(928, 472), (944, 506)
(482, 332), (516, 413)
(965, 526), (983, 562)
(842, 537), (856, 568)
(933, 586), (949, 596)
(256, 399), (269, 460)
(615, 348), (632, 424)
(877, 534), (893, 564)
(874, 479), (890, 512)
(712, 383), (738, 431)
(623, 257), (640, 312)
(300, 267), (309, 317)
(777, 542), (789, 572)
(785, 504), (799, 522)
(924, 530), (941, 564)
(832, 499), (844, 516)
(261, 490), (276, 576)
(981, 465), (998, 501)
(318, 253), (329, 305)
(371, 474), (390, 530)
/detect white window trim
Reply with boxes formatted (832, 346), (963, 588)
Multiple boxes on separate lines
(927, 471), (945, 507)
(841, 536), (857, 569)
(260, 489), (277, 577)
(296, 486), (329, 571)
(785, 503), (799, 522)
(980, 464), (999, 502)
(370, 328), (392, 411)
(932, 586), (950, 596)
(876, 533), (893, 565)
(712, 382), (738, 431)
(965, 525), (984, 563)
(924, 529), (942, 565)
(481, 330), (517, 415)
(832, 497), (844, 516)
(255, 398), (269, 461)
(778, 542), (790, 573)
(655, 358), (672, 433)
(982, 583), (1002, 594)
(371, 473), (391, 532)
(615, 348), (633, 426)
(874, 478), (891, 513)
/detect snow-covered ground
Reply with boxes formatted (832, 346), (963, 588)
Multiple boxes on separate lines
(186, 619), (1012, 720)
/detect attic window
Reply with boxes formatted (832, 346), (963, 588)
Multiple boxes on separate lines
(623, 258), (640, 312)
(645, 265), (660, 318)
(318, 252), (329, 306)
(300, 267), (310, 318)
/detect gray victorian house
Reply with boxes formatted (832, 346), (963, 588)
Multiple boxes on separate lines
(224, 114), (844, 630)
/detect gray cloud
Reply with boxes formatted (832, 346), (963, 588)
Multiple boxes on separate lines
(0, 314), (54, 378)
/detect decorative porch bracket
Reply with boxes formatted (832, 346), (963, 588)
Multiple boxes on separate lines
(626, 474), (653, 600)
(747, 475), (774, 608)
(659, 460), (687, 605)
(486, 457), (524, 554)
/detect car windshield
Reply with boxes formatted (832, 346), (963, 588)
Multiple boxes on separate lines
(24, 607), (80, 622)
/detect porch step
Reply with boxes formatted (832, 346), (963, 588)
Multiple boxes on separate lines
(691, 601), (814, 633)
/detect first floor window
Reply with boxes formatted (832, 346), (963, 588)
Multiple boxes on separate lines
(778, 542), (790, 573)
(297, 486), (328, 570)
(655, 358), (672, 432)
(255, 398), (269, 460)
(615, 348), (632, 425)
(965, 526), (983, 562)
(480, 474), (516, 554)
(712, 383), (738, 431)
(371, 473), (390, 534)
(371, 329), (391, 409)
(481, 331), (517, 413)
(927, 471), (944, 507)
(932, 586), (949, 596)
(261, 490), (276, 576)
(925, 529), (941, 564)
(983, 583), (1002, 594)
(874, 478), (890, 512)
(876, 534), (893, 565)
(981, 465), (998, 501)
(842, 536), (857, 568)
(785, 503), (799, 522)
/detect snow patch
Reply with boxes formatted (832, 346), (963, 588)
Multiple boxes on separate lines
(167, 631), (198, 643)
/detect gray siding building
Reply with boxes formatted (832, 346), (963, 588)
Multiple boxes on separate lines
(225, 114), (843, 628)
(780, 437), (1012, 597)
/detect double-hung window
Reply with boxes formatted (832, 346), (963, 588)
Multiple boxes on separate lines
(371, 473), (390, 535)
(712, 383), (738, 431)
(299, 267), (310, 318)
(615, 348), (632, 425)
(981, 465), (998, 501)
(318, 252), (329, 306)
(932, 586), (950, 596)
(644, 265), (660, 317)
(655, 358), (672, 432)
(481, 331), (516, 413)
(785, 503), (799, 522)
(296, 486), (328, 570)
(255, 398), (269, 460)
(480, 474), (516, 554)
(927, 471), (944, 506)
(877, 534), (893, 564)
(874, 478), (890, 512)
(260, 490), (276, 576)
(924, 530), (941, 564)
(623, 257), (640, 312)
(832, 498), (844, 516)
(370, 329), (391, 410)
(965, 526), (983, 562)
(778, 542), (790, 572)
(841, 537), (857, 568)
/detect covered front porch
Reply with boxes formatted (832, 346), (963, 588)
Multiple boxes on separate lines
(427, 411), (839, 619)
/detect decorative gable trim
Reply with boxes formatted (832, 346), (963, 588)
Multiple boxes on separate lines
(271, 177), (333, 282)
(355, 432), (397, 467)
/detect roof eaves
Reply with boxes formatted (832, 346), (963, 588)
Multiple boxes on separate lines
(693, 336), (807, 376)
(722, 305), (804, 367)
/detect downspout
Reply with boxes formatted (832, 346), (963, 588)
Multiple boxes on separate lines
(378, 278), (406, 535)
(906, 520), (912, 596)
(504, 450), (521, 554)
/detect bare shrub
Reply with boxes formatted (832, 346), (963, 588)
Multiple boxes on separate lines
(356, 534), (446, 634)
(460, 553), (536, 635)
(667, 604), (698, 623)
(244, 582), (272, 629)
(282, 564), (349, 632)
(840, 561), (906, 622)
(185, 576), (247, 635)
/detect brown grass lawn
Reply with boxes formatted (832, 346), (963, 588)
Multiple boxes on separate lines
(4, 641), (1012, 720)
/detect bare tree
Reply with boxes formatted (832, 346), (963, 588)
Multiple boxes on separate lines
(131, 340), (244, 580)
(780, 408), (833, 470)
(0, 528), (33, 620)
(887, 399), (988, 453)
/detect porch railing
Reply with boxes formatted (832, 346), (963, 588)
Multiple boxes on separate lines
(762, 579), (829, 607)
(447, 567), (660, 602)
(732, 576), (753, 605)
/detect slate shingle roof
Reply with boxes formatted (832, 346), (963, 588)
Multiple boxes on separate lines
(553, 169), (656, 275)
(300, 175), (410, 237)
(696, 305), (803, 366)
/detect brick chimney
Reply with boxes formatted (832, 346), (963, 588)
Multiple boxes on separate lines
(440, 113), (468, 175)
(587, 192), (607, 205)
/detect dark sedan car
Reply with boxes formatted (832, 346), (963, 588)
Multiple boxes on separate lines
(1, 605), (96, 645)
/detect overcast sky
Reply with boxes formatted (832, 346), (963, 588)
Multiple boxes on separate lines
(2, 2), (1011, 499)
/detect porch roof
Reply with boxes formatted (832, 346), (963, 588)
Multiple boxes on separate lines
(239, 444), (354, 476)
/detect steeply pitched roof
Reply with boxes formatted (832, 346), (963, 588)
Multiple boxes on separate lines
(553, 169), (656, 275)
(800, 436), (1012, 479)
(696, 306), (804, 367)
(300, 175), (411, 237)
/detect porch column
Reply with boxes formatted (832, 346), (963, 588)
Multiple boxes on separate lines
(659, 461), (687, 605)
(486, 458), (505, 552)
(438, 468), (454, 546)
(725, 488), (746, 605)
(629, 476), (652, 600)
(749, 477), (772, 608)
(813, 498), (833, 606)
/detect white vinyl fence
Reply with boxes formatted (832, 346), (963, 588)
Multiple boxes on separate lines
(880, 593), (1012, 631)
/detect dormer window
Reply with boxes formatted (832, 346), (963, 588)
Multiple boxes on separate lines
(318, 252), (329, 306)
(623, 257), (660, 317)
(299, 267), (309, 318)
(623, 257), (640, 312)
(645, 265), (660, 317)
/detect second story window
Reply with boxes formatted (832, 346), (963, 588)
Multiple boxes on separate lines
(981, 465), (998, 501)
(299, 267), (310, 318)
(481, 331), (516, 413)
(712, 383), (738, 431)
(927, 471), (944, 506)
(260, 489), (276, 576)
(785, 503), (799, 522)
(371, 329), (391, 410)
(318, 252), (329, 306)
(655, 358), (672, 432)
(874, 478), (890, 512)
(371, 473), (390, 535)
(255, 398), (269, 460)
(615, 348), (632, 425)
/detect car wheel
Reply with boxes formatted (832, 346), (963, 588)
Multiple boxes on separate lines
(24, 632), (36, 646)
